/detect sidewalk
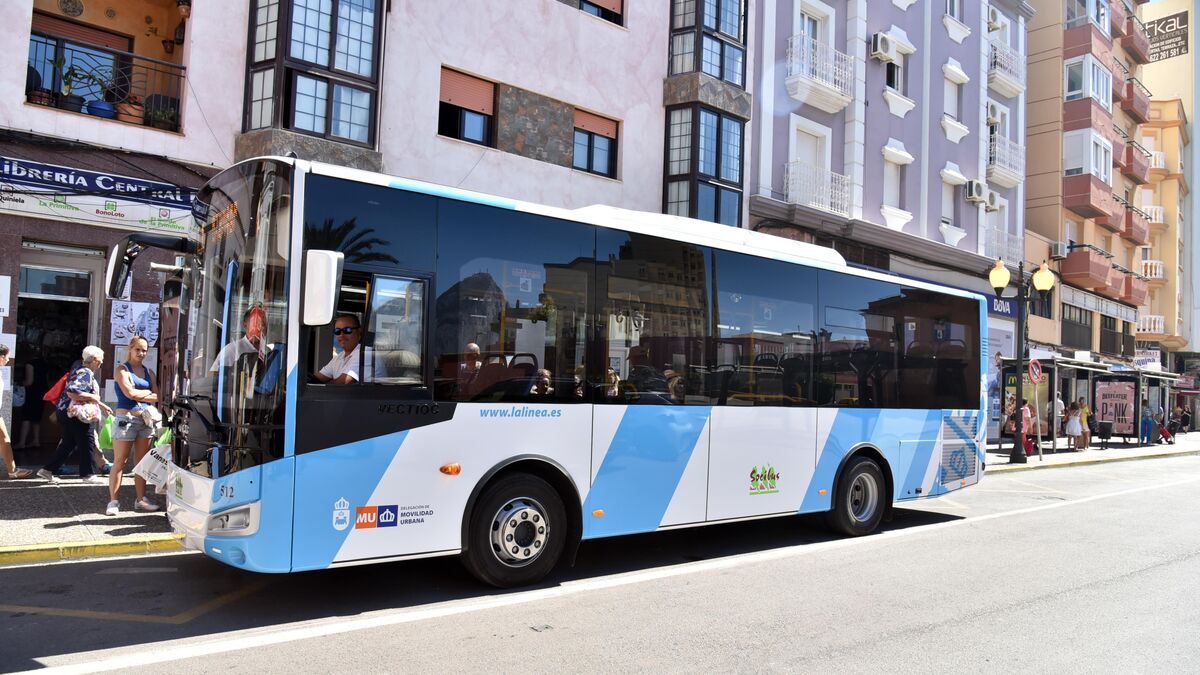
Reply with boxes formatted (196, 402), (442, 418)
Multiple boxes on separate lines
(985, 430), (1200, 473)
(0, 473), (181, 566)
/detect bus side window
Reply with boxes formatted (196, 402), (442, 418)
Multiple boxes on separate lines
(363, 276), (426, 386)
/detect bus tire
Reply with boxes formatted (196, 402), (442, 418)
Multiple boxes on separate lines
(462, 473), (567, 588)
(824, 456), (885, 537)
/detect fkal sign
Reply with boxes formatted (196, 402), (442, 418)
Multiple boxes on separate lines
(989, 296), (1017, 318)
(1148, 11), (1189, 62)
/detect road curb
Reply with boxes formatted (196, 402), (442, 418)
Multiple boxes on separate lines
(986, 449), (1200, 474)
(0, 535), (184, 566)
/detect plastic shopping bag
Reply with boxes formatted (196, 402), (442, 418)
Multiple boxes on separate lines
(133, 444), (173, 494)
(97, 416), (114, 451)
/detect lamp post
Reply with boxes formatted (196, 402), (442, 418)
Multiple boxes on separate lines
(990, 259), (1056, 464)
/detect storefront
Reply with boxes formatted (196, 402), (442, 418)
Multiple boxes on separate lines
(0, 135), (212, 466)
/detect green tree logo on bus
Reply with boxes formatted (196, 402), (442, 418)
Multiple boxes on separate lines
(749, 465), (781, 495)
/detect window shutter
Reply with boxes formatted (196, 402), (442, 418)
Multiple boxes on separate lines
(31, 12), (132, 51)
(574, 110), (618, 139)
(440, 68), (494, 116)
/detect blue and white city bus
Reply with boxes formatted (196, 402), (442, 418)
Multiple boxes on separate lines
(106, 157), (987, 587)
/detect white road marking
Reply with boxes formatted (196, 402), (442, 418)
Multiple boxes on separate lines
(29, 472), (1200, 674)
(96, 567), (179, 575)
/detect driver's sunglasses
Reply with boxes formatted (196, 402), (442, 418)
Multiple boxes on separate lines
(333, 326), (358, 335)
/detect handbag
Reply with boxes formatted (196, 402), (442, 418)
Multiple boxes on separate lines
(12, 384), (25, 408)
(1087, 412), (1098, 434)
(67, 400), (102, 424)
(43, 372), (68, 402)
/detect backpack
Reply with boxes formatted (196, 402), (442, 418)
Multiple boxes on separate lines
(43, 371), (69, 402)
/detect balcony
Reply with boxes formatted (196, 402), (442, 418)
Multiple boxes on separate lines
(1142, 258), (1166, 284)
(1123, 141), (1151, 184)
(1138, 314), (1167, 335)
(27, 32), (184, 133)
(1123, 274), (1150, 306)
(1122, 15), (1151, 64)
(1061, 245), (1113, 288)
(1111, 125), (1128, 168)
(987, 135), (1025, 188)
(1063, 173), (1116, 219)
(785, 34), (854, 114)
(1123, 204), (1150, 245)
(1111, 58), (1128, 101)
(983, 227), (1024, 268)
(1122, 79), (1151, 123)
(1063, 97), (1112, 135)
(987, 39), (1025, 98)
(1096, 194), (1125, 232)
(1100, 267), (1127, 299)
(785, 161), (851, 218)
(1110, 0), (1127, 37)
(1144, 204), (1167, 232)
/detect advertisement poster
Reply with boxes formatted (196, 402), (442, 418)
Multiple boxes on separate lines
(1004, 370), (1051, 436)
(1096, 380), (1136, 437)
(110, 301), (160, 346)
(1148, 11), (1189, 62)
(986, 327), (1014, 438)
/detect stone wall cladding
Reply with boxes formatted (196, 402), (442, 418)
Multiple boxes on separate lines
(235, 129), (383, 172)
(663, 72), (754, 120)
(496, 85), (574, 168)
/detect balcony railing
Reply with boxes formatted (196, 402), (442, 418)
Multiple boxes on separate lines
(1062, 320), (1093, 351)
(1150, 151), (1167, 170)
(1138, 314), (1166, 334)
(988, 39), (1025, 97)
(785, 34), (854, 113)
(1123, 15), (1151, 64)
(987, 135), (1025, 188)
(27, 32), (184, 132)
(983, 227), (1024, 268)
(1122, 78), (1151, 123)
(785, 161), (851, 218)
(1100, 328), (1124, 356)
(1144, 204), (1166, 223)
(1124, 140), (1151, 184)
(1142, 259), (1165, 279)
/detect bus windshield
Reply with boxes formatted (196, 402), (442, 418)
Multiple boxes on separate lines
(185, 159), (292, 475)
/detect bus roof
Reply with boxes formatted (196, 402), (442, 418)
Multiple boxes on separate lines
(257, 157), (984, 305)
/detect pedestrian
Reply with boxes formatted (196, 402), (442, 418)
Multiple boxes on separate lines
(1020, 398), (1035, 456)
(14, 345), (48, 452)
(1077, 397), (1092, 449)
(1, 345), (34, 479)
(37, 346), (111, 484)
(1064, 401), (1083, 451)
(1049, 392), (1065, 436)
(106, 335), (159, 516)
(1139, 399), (1155, 446)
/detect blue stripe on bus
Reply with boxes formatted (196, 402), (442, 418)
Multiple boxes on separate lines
(290, 430), (409, 571)
(387, 179), (518, 209)
(582, 406), (710, 539)
(900, 410), (943, 496)
(203, 458), (295, 573)
(284, 367), (297, 457)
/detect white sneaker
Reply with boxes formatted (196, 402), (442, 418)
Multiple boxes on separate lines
(80, 474), (106, 484)
(36, 468), (59, 484)
(105, 500), (120, 516)
(134, 497), (160, 512)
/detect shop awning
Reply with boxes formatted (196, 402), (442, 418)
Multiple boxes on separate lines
(1141, 369), (1182, 382)
(1055, 358), (1112, 374)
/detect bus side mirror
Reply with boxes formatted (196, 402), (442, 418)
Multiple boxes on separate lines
(303, 249), (344, 326)
(106, 241), (137, 300)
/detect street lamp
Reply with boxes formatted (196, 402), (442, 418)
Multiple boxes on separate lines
(989, 259), (1056, 464)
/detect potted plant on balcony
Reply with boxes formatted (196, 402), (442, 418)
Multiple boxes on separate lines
(177, 0), (192, 19)
(116, 93), (144, 124)
(145, 106), (178, 131)
(81, 68), (119, 119)
(51, 58), (85, 112)
(26, 63), (53, 106)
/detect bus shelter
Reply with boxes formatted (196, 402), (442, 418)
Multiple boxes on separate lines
(1095, 366), (1180, 444)
(999, 356), (1112, 451)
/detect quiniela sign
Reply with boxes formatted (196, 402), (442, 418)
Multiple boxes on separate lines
(0, 156), (195, 235)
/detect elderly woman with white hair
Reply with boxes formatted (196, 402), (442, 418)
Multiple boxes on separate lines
(37, 346), (112, 484)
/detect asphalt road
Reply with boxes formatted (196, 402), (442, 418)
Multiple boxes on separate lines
(3, 455), (1199, 673)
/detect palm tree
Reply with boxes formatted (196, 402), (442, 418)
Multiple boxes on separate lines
(304, 217), (399, 264)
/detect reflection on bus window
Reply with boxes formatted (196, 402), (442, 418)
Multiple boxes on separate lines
(365, 276), (425, 385)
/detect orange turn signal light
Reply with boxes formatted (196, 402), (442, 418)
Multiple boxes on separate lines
(439, 463), (461, 476)
(592, 509), (605, 518)
(817, 489), (827, 496)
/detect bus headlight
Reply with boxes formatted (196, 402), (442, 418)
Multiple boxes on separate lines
(207, 502), (261, 536)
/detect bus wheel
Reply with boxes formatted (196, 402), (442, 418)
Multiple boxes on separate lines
(463, 473), (566, 588)
(824, 456), (885, 537)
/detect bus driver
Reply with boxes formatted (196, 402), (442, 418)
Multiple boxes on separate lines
(316, 314), (367, 385)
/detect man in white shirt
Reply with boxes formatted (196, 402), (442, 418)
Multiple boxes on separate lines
(317, 314), (367, 384)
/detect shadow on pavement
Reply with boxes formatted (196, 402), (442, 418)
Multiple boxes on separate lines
(0, 506), (958, 671)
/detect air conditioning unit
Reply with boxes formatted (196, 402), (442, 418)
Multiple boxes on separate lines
(1049, 241), (1070, 260)
(985, 189), (1001, 212)
(987, 102), (1001, 124)
(965, 180), (987, 202)
(870, 33), (896, 63)
(987, 7), (1003, 32)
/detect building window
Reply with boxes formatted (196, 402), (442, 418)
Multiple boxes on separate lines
(1063, 129), (1112, 183)
(943, 77), (960, 120)
(945, 0), (960, 20)
(573, 110), (618, 177)
(580, 0), (623, 25)
(1063, 55), (1111, 110)
(1029, 289), (1053, 319)
(883, 162), (903, 210)
(941, 182), (957, 228)
(1066, 0), (1108, 35)
(244, 0), (381, 144)
(886, 58), (905, 95)
(438, 68), (494, 146)
(662, 105), (744, 226)
(669, 0), (746, 88)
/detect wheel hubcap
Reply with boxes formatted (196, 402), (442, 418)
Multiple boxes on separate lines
(489, 496), (549, 568)
(848, 472), (879, 524)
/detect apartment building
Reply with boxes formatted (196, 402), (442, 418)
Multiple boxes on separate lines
(1025, 0), (1154, 369)
(746, 0), (1032, 433)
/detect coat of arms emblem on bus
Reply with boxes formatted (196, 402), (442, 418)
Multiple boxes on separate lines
(332, 498), (351, 531)
(749, 465), (781, 495)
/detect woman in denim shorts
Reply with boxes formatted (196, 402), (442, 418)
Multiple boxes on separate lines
(107, 336), (159, 516)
